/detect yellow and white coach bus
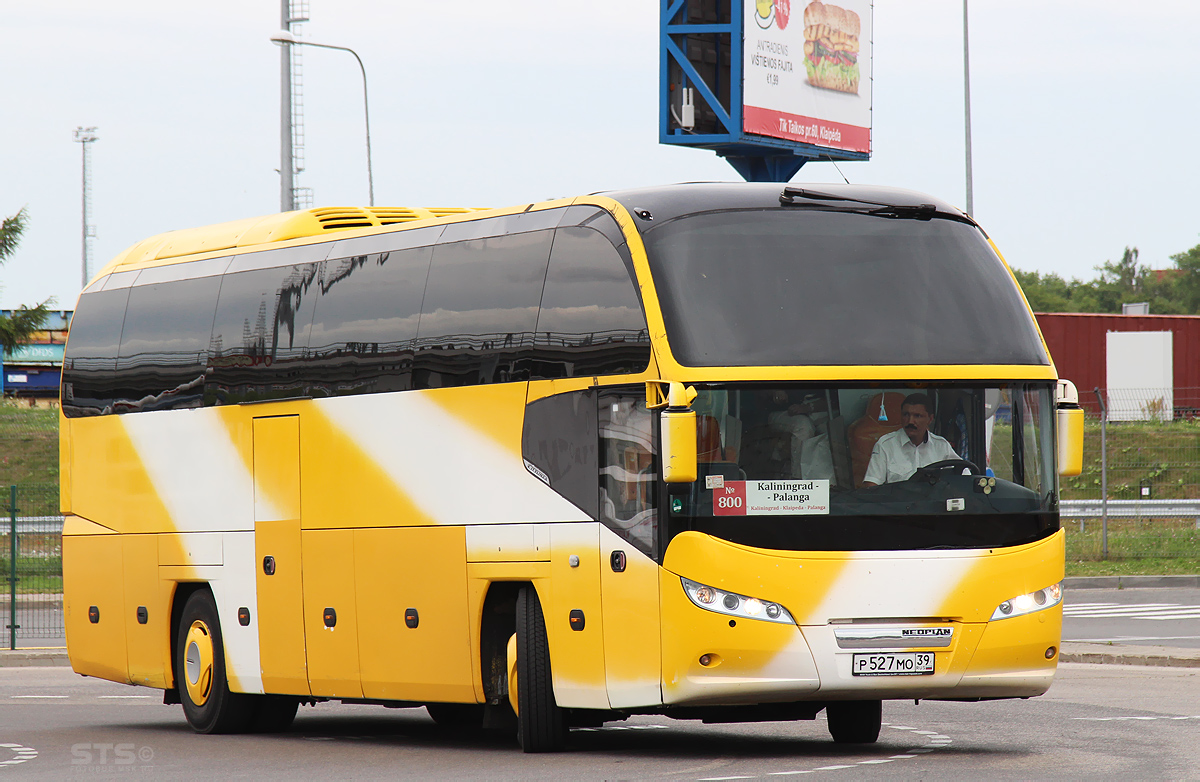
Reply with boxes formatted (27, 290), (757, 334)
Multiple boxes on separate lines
(61, 183), (1083, 751)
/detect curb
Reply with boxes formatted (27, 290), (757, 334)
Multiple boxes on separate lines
(1063, 575), (1200, 590)
(0, 648), (69, 667)
(1060, 642), (1200, 668)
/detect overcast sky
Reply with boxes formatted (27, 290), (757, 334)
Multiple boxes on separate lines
(3, 1), (1198, 311)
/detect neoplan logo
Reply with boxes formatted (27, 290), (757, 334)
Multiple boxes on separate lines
(901, 627), (953, 638)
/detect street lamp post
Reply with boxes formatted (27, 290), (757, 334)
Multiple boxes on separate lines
(271, 30), (374, 207)
(73, 126), (99, 288)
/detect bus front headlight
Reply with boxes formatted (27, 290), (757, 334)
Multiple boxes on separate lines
(681, 578), (795, 625)
(991, 583), (1062, 620)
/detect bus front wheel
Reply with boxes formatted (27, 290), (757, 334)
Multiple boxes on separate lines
(515, 585), (567, 752)
(176, 590), (256, 734)
(826, 700), (882, 744)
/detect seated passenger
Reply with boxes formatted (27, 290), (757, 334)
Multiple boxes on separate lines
(862, 393), (959, 486)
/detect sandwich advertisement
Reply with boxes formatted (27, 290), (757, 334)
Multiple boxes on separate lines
(743, 0), (872, 154)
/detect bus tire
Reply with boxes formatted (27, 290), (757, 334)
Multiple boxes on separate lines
(515, 585), (567, 752)
(176, 590), (255, 734)
(426, 703), (485, 729)
(825, 700), (882, 744)
(250, 695), (299, 733)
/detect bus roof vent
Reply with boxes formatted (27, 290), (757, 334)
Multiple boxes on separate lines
(311, 207), (378, 230)
(428, 207), (481, 219)
(369, 207), (423, 224)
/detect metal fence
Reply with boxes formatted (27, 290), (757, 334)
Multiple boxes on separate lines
(2, 484), (63, 649)
(1060, 387), (1200, 561)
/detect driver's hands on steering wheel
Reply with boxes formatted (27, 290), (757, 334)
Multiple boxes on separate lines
(912, 458), (981, 484)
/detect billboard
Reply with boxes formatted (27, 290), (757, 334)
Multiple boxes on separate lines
(742, 0), (873, 154)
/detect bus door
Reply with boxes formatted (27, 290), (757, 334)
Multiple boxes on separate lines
(252, 415), (310, 695)
(597, 391), (663, 708)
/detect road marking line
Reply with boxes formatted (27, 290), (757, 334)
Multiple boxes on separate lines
(1064, 603), (1200, 621)
(1074, 715), (1200, 721)
(97, 695), (152, 699)
(571, 723), (668, 732)
(0, 744), (38, 767)
(10, 695), (67, 699)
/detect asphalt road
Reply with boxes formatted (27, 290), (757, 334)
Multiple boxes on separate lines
(1, 663), (1198, 780)
(1063, 587), (1200, 648)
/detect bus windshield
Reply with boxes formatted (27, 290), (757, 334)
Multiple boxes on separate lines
(665, 384), (1057, 552)
(641, 209), (1049, 367)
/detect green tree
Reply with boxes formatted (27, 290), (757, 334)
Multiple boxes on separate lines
(1172, 242), (1200, 313)
(1011, 269), (1075, 312)
(0, 207), (53, 354)
(1013, 243), (1200, 315)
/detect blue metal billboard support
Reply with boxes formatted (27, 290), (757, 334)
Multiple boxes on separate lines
(660, 0), (868, 182)
(722, 154), (807, 183)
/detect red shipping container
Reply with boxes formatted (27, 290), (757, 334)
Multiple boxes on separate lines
(1035, 312), (1200, 417)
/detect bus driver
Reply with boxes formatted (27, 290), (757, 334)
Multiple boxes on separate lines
(861, 393), (960, 486)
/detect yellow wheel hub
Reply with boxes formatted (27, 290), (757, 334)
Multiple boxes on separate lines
(183, 620), (215, 706)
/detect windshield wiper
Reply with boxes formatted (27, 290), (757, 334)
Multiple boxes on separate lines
(866, 204), (936, 221)
(779, 187), (939, 221)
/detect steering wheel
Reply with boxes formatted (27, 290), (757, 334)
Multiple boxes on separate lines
(912, 458), (981, 485)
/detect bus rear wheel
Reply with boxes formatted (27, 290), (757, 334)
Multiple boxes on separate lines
(826, 700), (882, 744)
(515, 585), (567, 752)
(176, 590), (256, 734)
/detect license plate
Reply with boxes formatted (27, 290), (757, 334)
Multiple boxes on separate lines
(852, 652), (935, 676)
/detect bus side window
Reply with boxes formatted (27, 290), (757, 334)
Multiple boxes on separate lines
(598, 391), (657, 560)
(62, 286), (132, 417)
(414, 226), (553, 389)
(114, 276), (222, 413)
(531, 225), (651, 379)
(207, 264), (320, 405)
(307, 246), (432, 397)
(522, 389), (598, 519)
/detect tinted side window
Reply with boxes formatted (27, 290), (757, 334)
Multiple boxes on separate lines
(207, 264), (319, 405)
(62, 288), (131, 417)
(599, 390), (658, 559)
(532, 226), (651, 379)
(114, 277), (222, 412)
(522, 390), (598, 519)
(307, 247), (433, 397)
(413, 229), (553, 388)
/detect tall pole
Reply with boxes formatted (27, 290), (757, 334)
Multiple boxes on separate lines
(1095, 388), (1109, 560)
(9, 486), (17, 651)
(279, 0), (295, 212)
(962, 0), (975, 216)
(354, 50), (374, 207)
(73, 127), (98, 289)
(80, 139), (88, 286)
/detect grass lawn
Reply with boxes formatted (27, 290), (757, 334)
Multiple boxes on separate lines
(1066, 558), (1200, 577)
(0, 404), (57, 485)
(0, 553), (63, 594)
